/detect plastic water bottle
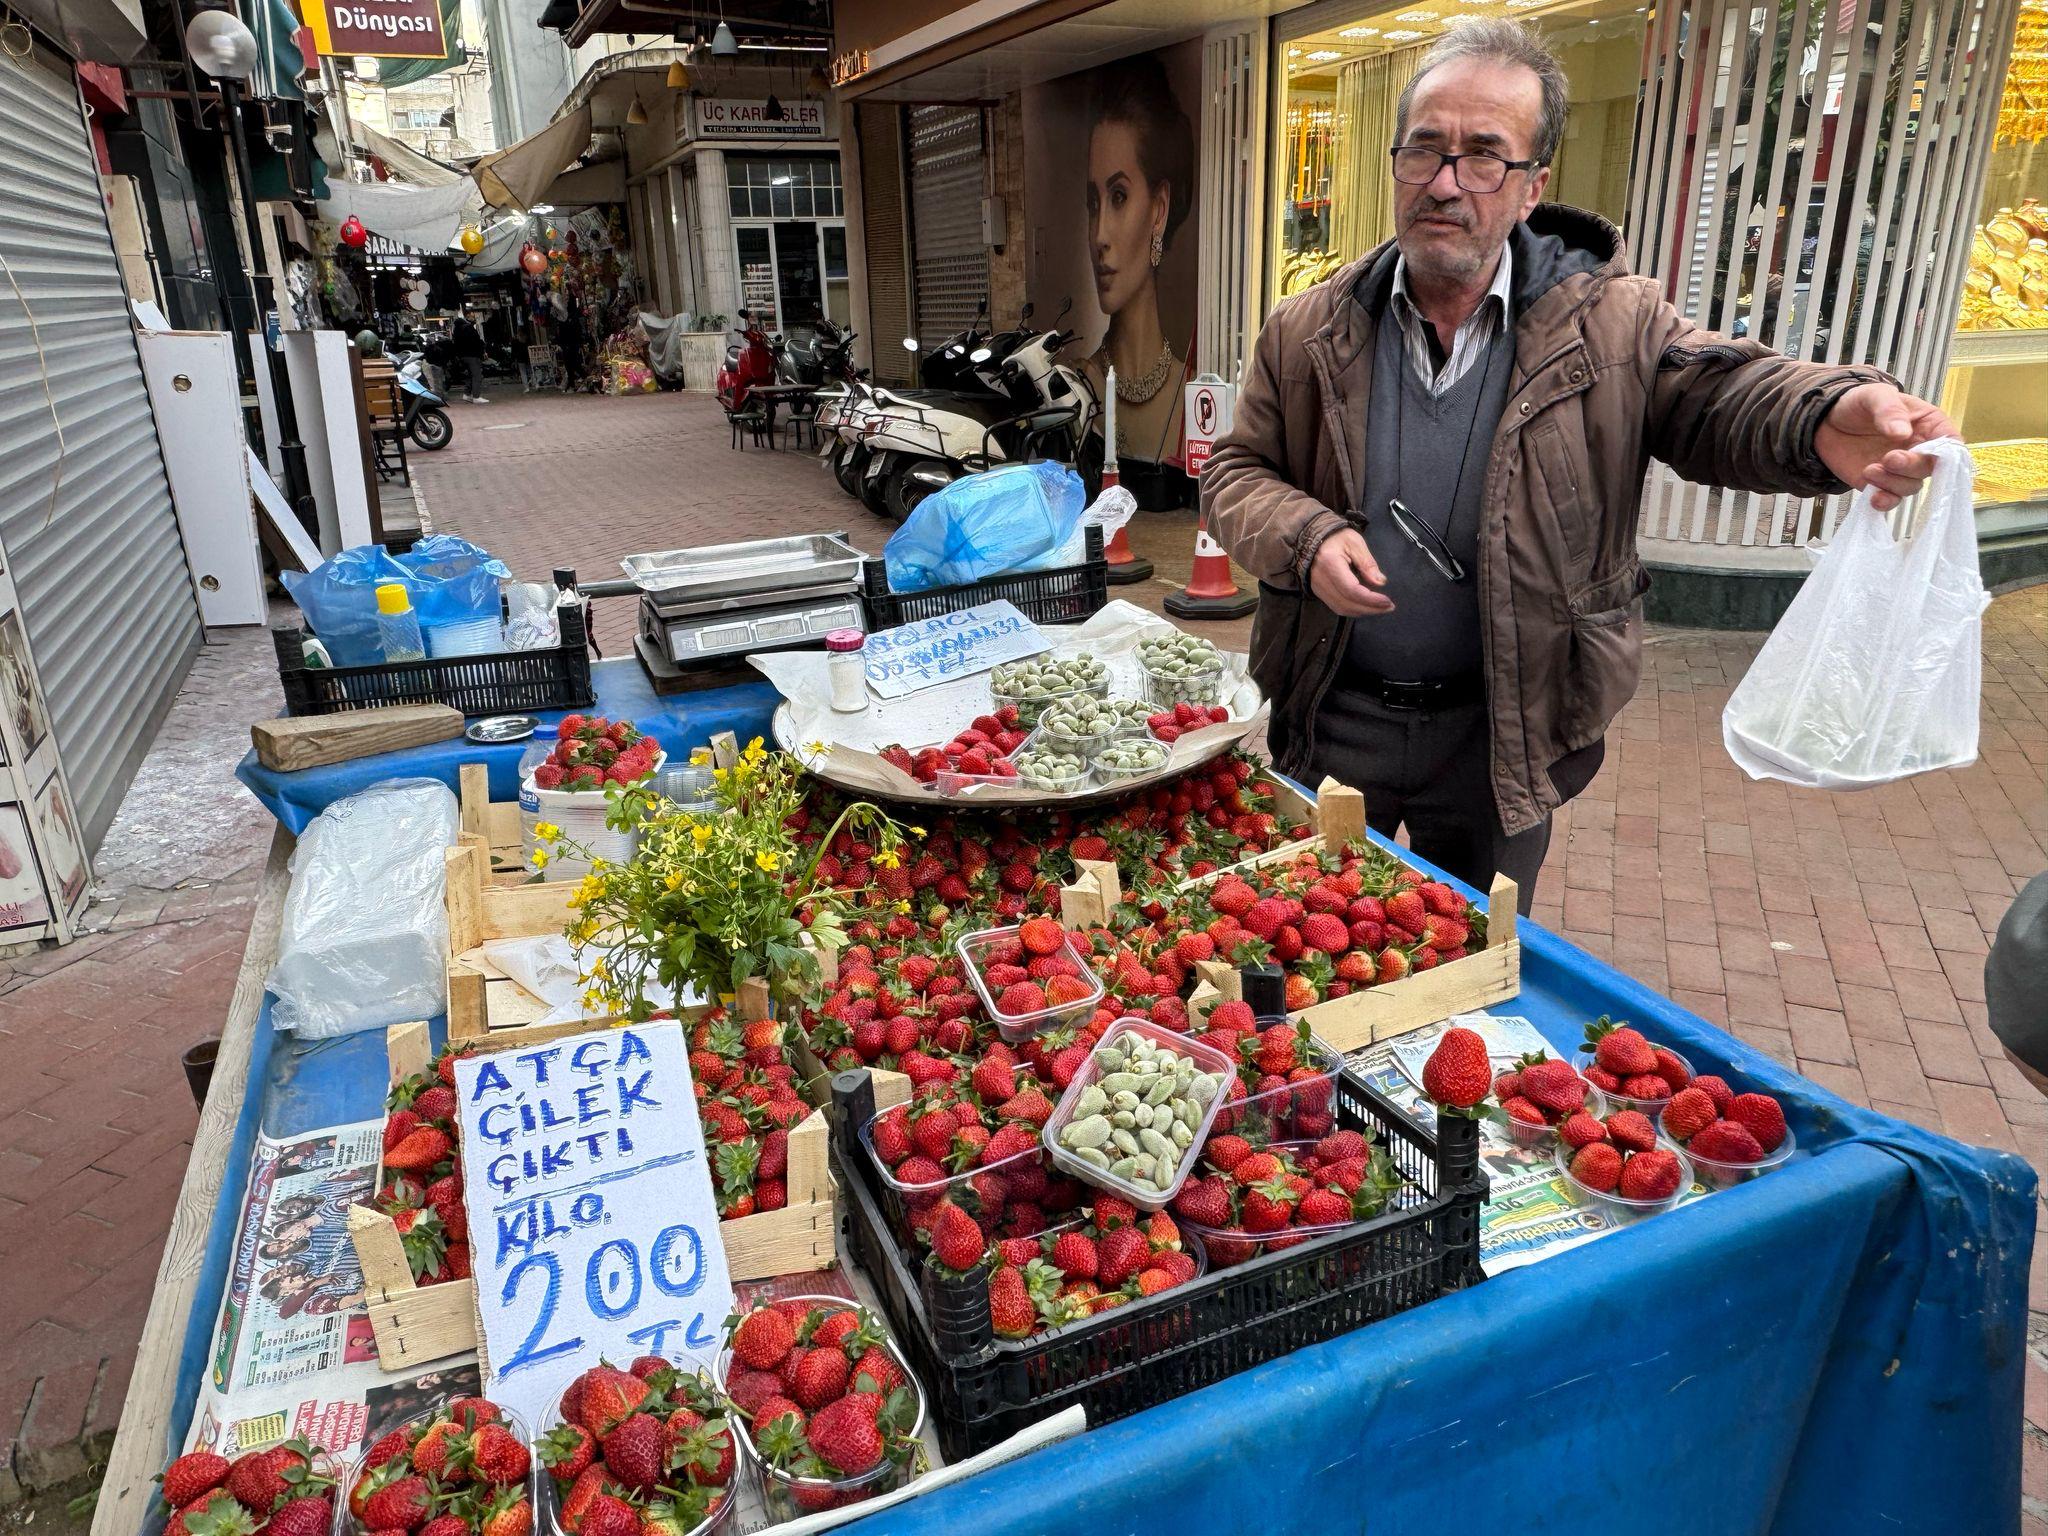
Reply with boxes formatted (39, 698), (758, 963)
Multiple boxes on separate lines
(517, 740), (551, 872)
(376, 582), (425, 662)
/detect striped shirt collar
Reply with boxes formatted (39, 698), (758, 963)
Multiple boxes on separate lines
(1390, 243), (1514, 397)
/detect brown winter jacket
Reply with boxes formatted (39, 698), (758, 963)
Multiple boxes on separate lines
(1202, 204), (1889, 836)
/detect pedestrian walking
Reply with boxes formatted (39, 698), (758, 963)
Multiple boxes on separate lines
(1202, 19), (1956, 911)
(451, 311), (489, 403)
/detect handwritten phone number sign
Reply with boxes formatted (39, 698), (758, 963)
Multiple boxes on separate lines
(454, 1023), (734, 1428)
(861, 598), (1046, 699)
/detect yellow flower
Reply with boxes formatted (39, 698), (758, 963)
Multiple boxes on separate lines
(712, 767), (728, 782)
(534, 821), (561, 843)
(665, 871), (683, 891)
(744, 737), (766, 763)
(689, 748), (711, 767)
(581, 988), (607, 1012)
(894, 899), (911, 915)
(755, 850), (781, 873)
(910, 826), (926, 838)
(805, 740), (828, 756)
(574, 874), (604, 905)
(532, 847), (551, 868)
(570, 917), (599, 944)
(874, 847), (901, 870)
(692, 824), (713, 847)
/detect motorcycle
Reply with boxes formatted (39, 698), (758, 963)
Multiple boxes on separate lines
(778, 315), (860, 388)
(391, 351), (453, 451)
(715, 310), (777, 414)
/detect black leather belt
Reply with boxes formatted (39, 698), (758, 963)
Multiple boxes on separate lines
(1350, 671), (1486, 712)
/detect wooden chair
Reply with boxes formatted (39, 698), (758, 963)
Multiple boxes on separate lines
(360, 360), (410, 484)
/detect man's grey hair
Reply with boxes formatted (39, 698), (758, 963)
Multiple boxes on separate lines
(1395, 18), (1570, 167)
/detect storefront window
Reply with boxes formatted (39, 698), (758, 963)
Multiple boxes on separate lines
(1269, 0), (1646, 303)
(1941, 0), (2048, 514)
(726, 156), (845, 219)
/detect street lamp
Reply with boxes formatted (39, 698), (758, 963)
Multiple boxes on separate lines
(183, 5), (319, 535)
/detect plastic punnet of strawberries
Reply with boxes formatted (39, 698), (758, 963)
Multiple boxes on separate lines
(1170, 1130), (1404, 1266)
(541, 1357), (738, 1536)
(1577, 1016), (1692, 1108)
(1658, 1077), (1791, 1178)
(682, 1005), (814, 1221)
(961, 917), (1103, 1030)
(159, 1436), (337, 1536)
(1555, 1108), (1689, 1214)
(1488, 1050), (1596, 1141)
(530, 716), (662, 793)
(375, 1045), (478, 1286)
(984, 1198), (1201, 1336)
(342, 1397), (533, 1536)
(720, 1299), (922, 1518)
(1196, 1004), (1341, 1143)
(878, 708), (1032, 784)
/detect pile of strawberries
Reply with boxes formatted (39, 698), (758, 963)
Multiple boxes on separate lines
(532, 716), (661, 792)
(1580, 1017), (1691, 1104)
(965, 917), (1099, 1023)
(344, 1398), (532, 1536)
(1660, 1078), (1789, 1165)
(541, 1358), (736, 1536)
(984, 1199), (1200, 1335)
(723, 1300), (920, 1513)
(1146, 701), (1230, 742)
(1490, 1050), (1593, 1134)
(1559, 1109), (1686, 1203)
(879, 708), (1032, 783)
(1170, 1130), (1402, 1266)
(374, 1046), (475, 1285)
(683, 1005), (814, 1220)
(159, 1437), (335, 1536)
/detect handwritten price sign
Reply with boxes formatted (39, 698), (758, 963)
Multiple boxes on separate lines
(454, 1023), (734, 1426)
(862, 599), (1047, 699)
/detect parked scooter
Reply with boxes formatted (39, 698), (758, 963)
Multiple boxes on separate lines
(777, 315), (860, 388)
(715, 310), (777, 414)
(391, 351), (454, 451)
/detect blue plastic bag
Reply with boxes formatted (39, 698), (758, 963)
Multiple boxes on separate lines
(280, 545), (415, 666)
(883, 462), (1085, 593)
(395, 535), (511, 626)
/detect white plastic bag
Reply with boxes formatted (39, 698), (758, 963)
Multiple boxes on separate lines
(479, 934), (694, 1026)
(1723, 438), (1989, 789)
(267, 779), (459, 1038)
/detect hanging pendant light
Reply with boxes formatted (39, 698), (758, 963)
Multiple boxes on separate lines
(626, 94), (648, 125)
(763, 92), (783, 121)
(710, 19), (737, 54)
(666, 60), (689, 89)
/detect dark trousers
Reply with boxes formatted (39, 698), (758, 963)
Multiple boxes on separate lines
(1309, 689), (1550, 915)
(463, 356), (484, 398)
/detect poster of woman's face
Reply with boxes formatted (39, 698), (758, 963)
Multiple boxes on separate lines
(0, 612), (49, 762)
(0, 803), (48, 933)
(31, 771), (84, 910)
(1025, 43), (1201, 477)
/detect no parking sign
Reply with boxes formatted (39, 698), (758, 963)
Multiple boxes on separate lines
(1183, 380), (1236, 478)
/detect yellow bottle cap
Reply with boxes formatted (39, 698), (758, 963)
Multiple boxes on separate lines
(375, 582), (413, 616)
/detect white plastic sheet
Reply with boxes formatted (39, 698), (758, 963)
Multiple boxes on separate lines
(1722, 438), (1989, 789)
(479, 934), (694, 1025)
(267, 780), (459, 1038)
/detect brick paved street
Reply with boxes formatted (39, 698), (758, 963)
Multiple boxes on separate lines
(4, 387), (2045, 1516)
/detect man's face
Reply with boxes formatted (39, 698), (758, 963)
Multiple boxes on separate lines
(1394, 57), (1552, 286)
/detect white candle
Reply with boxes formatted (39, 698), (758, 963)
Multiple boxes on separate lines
(1104, 366), (1119, 474)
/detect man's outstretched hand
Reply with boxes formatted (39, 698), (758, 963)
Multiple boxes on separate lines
(1815, 383), (1959, 511)
(1309, 528), (1396, 617)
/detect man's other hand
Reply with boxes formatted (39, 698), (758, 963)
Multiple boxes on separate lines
(1815, 383), (1960, 512)
(1309, 528), (1396, 617)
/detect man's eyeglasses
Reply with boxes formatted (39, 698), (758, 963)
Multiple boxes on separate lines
(1388, 145), (1542, 194)
(1386, 499), (1470, 584)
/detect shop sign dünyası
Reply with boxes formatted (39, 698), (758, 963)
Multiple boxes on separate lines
(302, 0), (448, 59)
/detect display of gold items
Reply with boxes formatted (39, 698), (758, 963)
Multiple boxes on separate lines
(1959, 199), (2048, 329)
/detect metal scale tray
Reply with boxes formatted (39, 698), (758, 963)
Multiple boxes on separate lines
(623, 533), (864, 670)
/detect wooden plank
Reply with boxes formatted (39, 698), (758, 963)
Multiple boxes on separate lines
(1297, 941), (1521, 1050)
(447, 966), (490, 1041)
(445, 844), (487, 956)
(459, 763), (491, 844)
(93, 827), (294, 1536)
(251, 704), (464, 772)
(348, 1204), (418, 1306)
(1313, 777), (1365, 850)
(738, 977), (772, 1023)
(387, 1019), (434, 1082)
(721, 1199), (837, 1279)
(364, 1281), (479, 1371)
(784, 1109), (830, 1207)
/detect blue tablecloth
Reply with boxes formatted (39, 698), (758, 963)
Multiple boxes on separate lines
(236, 658), (783, 833)
(186, 707), (2031, 1535)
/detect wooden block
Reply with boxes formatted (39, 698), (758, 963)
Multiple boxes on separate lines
(447, 966), (489, 1041)
(252, 704), (464, 772)
(459, 763), (490, 843)
(1314, 777), (1366, 850)
(801, 931), (840, 986)
(364, 1280), (479, 1370)
(722, 1199), (836, 1279)
(785, 1109), (830, 1207)
(1187, 977), (1223, 1027)
(737, 976), (772, 1023)
(387, 1020), (434, 1082)
(1075, 858), (1121, 913)
(348, 1204), (417, 1306)
(1059, 873), (1104, 930)
(445, 844), (487, 955)
(709, 731), (739, 770)
(1195, 958), (1240, 1003)
(1488, 872), (1518, 947)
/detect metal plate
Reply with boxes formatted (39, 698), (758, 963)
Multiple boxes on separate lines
(641, 578), (858, 621)
(664, 597), (865, 663)
(465, 714), (540, 743)
(620, 533), (864, 601)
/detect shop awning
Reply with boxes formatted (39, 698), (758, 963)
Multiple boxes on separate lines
(318, 176), (483, 253)
(353, 122), (465, 187)
(471, 104), (593, 210)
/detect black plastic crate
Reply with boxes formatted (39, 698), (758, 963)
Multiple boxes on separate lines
(273, 602), (595, 718)
(859, 526), (1108, 631)
(830, 1067), (1485, 1460)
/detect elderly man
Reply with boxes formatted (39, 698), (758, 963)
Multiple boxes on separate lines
(1204, 19), (1956, 911)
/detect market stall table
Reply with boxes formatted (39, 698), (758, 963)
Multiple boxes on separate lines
(107, 697), (2035, 1536)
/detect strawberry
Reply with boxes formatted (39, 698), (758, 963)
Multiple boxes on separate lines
(1517, 1058), (1586, 1115)
(989, 1265), (1036, 1338)
(1171, 1175), (1232, 1227)
(574, 1365), (650, 1436)
(1205, 1134), (1252, 1173)
(1384, 889), (1426, 932)
(1558, 1111), (1607, 1149)
(361, 1476), (432, 1531)
(555, 1466), (609, 1535)
(1692, 1074), (1735, 1113)
(930, 1202), (986, 1270)
(536, 1424), (594, 1483)
(1501, 1095), (1546, 1126)
(791, 1346), (851, 1408)
(1662, 1087), (1718, 1140)
(601, 1414), (667, 1492)
(850, 1347), (905, 1397)
(1619, 1147), (1683, 1200)
(225, 1442), (317, 1513)
(731, 1306), (796, 1370)
(169, 1491), (250, 1536)
(1586, 1018), (1658, 1076)
(996, 981), (1046, 1016)
(383, 1126), (453, 1172)
(1050, 1230), (1098, 1279)
(1725, 1092), (1787, 1152)
(997, 1087), (1054, 1125)
(468, 1422), (530, 1486)
(1605, 1109), (1657, 1153)
(411, 1084), (457, 1123)
(420, 1516), (470, 1536)
(1018, 916), (1065, 955)
(580, 1495), (641, 1536)
(1298, 912), (1349, 954)
(1651, 1047), (1692, 1092)
(1620, 1073), (1673, 1101)
(265, 1497), (331, 1536)
(1420, 1027), (1490, 1109)
(807, 1396), (884, 1477)
(478, 1490), (533, 1536)
(1568, 1142), (1624, 1192)
(1095, 1225), (1150, 1287)
(1295, 1187), (1355, 1226)
(160, 1452), (230, 1510)
(409, 1420), (464, 1482)
(1375, 948), (1412, 984)
(1690, 1119), (1767, 1164)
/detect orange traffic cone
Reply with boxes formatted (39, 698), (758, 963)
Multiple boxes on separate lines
(1165, 517), (1256, 620)
(1096, 461), (1152, 584)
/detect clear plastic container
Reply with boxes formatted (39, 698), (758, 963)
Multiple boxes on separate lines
(1001, 1211), (1210, 1334)
(1092, 738), (1170, 783)
(1210, 1032), (1346, 1145)
(988, 670), (1111, 727)
(1572, 1045), (1694, 1114)
(539, 1364), (740, 1536)
(858, 1104), (1062, 1249)
(1041, 1017), (1236, 1210)
(1499, 1081), (1610, 1149)
(1660, 1109), (1798, 1189)
(1008, 746), (1092, 795)
(1137, 655), (1227, 708)
(956, 923), (1106, 1042)
(340, 1398), (539, 1536)
(1552, 1140), (1695, 1223)
(1175, 1135), (1385, 1268)
(516, 740), (552, 872)
(716, 1300), (926, 1522)
(1102, 698), (1157, 737)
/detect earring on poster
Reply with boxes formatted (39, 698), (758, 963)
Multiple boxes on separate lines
(1150, 229), (1163, 268)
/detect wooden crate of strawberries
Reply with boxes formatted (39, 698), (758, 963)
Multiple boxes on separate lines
(1175, 777), (1521, 1050)
(347, 1018), (843, 1372)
